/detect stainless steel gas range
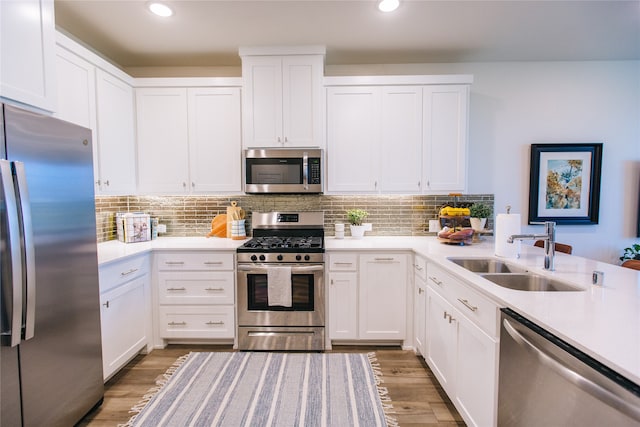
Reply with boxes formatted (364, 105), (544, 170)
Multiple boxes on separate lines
(236, 212), (325, 351)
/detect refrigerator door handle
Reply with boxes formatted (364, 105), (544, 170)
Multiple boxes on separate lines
(0, 160), (23, 347)
(14, 161), (36, 340)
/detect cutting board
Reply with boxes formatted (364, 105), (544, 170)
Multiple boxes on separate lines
(226, 201), (245, 238)
(206, 214), (227, 238)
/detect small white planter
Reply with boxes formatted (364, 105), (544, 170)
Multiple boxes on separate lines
(470, 217), (487, 232)
(350, 224), (367, 239)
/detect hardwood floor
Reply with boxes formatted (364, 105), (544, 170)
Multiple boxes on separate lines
(78, 345), (465, 426)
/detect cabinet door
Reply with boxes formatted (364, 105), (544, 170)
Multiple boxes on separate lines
(136, 88), (189, 193)
(328, 271), (358, 340)
(423, 85), (469, 192)
(358, 254), (408, 340)
(95, 69), (136, 194)
(426, 286), (457, 394)
(100, 276), (148, 380)
(0, 0), (56, 112)
(379, 86), (423, 193)
(455, 313), (498, 427)
(326, 86), (380, 192)
(414, 273), (427, 356)
(282, 55), (323, 147)
(187, 87), (241, 193)
(241, 56), (283, 147)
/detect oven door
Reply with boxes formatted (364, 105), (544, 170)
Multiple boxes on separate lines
(237, 264), (324, 327)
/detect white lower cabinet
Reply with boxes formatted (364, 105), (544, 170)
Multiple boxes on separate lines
(327, 252), (409, 343)
(154, 251), (236, 342)
(425, 263), (499, 427)
(98, 255), (151, 381)
(413, 254), (428, 356)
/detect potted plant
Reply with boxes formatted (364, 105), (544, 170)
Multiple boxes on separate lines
(347, 209), (369, 239)
(469, 203), (492, 231)
(620, 243), (640, 262)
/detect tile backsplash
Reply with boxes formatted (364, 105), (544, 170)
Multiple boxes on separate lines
(95, 194), (494, 243)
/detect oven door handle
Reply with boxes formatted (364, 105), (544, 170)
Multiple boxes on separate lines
(237, 264), (324, 273)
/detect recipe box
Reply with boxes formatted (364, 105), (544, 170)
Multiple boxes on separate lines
(116, 212), (151, 243)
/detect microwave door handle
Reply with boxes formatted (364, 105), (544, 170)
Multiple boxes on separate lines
(303, 152), (308, 190)
(13, 162), (35, 340)
(0, 160), (23, 347)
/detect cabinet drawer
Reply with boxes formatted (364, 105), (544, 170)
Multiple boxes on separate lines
(425, 263), (456, 296)
(328, 253), (358, 271)
(414, 255), (427, 281)
(158, 306), (235, 339)
(99, 255), (149, 293)
(156, 252), (234, 271)
(158, 271), (234, 305)
(448, 278), (499, 337)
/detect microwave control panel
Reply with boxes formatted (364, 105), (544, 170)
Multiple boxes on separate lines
(309, 158), (321, 184)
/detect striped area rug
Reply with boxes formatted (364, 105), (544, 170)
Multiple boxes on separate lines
(123, 352), (397, 427)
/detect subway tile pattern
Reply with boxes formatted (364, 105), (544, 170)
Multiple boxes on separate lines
(95, 194), (494, 243)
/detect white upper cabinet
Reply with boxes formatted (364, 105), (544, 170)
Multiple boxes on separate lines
(325, 76), (472, 194)
(423, 85), (469, 192)
(135, 82), (242, 194)
(95, 70), (136, 194)
(55, 33), (137, 195)
(136, 87), (190, 194)
(187, 87), (242, 193)
(0, 0), (57, 112)
(240, 47), (325, 148)
(326, 86), (380, 192)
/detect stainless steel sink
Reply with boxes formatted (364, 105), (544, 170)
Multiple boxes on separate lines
(480, 273), (582, 292)
(447, 257), (528, 274)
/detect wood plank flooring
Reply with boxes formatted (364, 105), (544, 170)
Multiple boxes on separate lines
(78, 345), (465, 426)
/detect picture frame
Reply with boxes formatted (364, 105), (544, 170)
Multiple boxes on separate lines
(528, 143), (603, 225)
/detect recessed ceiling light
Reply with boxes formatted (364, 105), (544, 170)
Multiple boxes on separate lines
(378, 0), (399, 12)
(148, 2), (173, 17)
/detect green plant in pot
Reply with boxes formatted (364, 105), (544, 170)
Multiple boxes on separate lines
(620, 243), (640, 262)
(347, 209), (369, 238)
(469, 203), (492, 231)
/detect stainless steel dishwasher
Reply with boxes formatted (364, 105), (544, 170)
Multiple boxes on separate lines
(499, 308), (640, 426)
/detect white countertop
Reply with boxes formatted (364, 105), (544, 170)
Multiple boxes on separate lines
(98, 235), (640, 385)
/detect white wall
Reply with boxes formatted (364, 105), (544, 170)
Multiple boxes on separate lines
(328, 61), (640, 263)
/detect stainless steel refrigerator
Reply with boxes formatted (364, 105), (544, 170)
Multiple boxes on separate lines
(1, 104), (104, 426)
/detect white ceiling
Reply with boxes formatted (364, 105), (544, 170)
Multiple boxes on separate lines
(54, 0), (640, 69)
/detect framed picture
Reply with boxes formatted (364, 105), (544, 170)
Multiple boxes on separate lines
(528, 143), (603, 225)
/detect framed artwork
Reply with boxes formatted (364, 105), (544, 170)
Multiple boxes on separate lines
(528, 143), (603, 225)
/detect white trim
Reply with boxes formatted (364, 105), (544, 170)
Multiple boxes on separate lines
(324, 74), (474, 86)
(134, 77), (242, 87)
(239, 45), (326, 57)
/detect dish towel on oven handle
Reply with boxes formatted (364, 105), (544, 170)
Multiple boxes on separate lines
(267, 267), (292, 307)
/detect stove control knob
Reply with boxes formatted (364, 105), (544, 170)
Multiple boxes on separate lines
(304, 255), (310, 261)
(250, 255), (257, 261)
(296, 255), (302, 261)
(259, 255), (266, 261)
(277, 254), (284, 261)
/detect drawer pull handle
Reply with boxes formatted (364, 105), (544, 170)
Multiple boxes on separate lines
(458, 298), (478, 312)
(374, 257), (394, 261)
(414, 265), (423, 271)
(334, 262), (353, 265)
(103, 301), (110, 308)
(167, 287), (186, 291)
(429, 276), (443, 286)
(120, 268), (138, 276)
(205, 287), (225, 291)
(168, 321), (187, 326)
(204, 261), (223, 265)
(165, 261), (185, 265)
(206, 321), (224, 326)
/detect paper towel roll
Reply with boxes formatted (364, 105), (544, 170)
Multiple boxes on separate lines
(495, 213), (521, 258)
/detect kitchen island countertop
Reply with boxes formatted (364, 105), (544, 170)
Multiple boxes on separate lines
(98, 235), (640, 385)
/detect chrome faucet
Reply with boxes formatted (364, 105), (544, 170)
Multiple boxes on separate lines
(507, 221), (556, 270)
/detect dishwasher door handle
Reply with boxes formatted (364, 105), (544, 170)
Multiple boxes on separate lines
(503, 318), (640, 422)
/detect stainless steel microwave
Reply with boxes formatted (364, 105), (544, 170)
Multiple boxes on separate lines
(243, 148), (323, 194)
